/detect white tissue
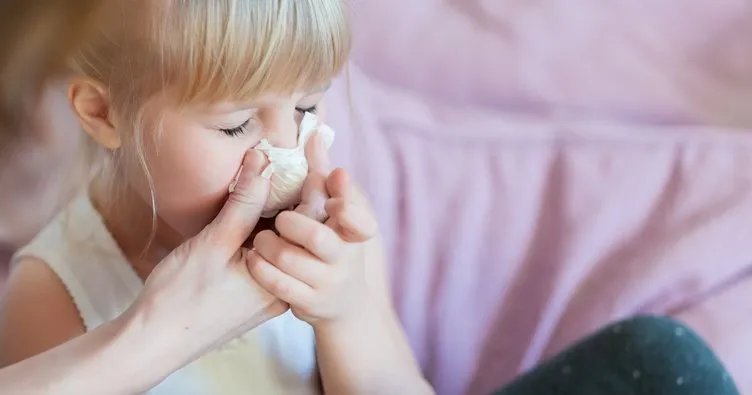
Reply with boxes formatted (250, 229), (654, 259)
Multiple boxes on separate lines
(253, 113), (334, 218)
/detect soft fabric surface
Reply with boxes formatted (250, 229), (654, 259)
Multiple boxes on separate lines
(324, 1), (752, 393)
(495, 316), (738, 395)
(349, 0), (752, 127)
(325, 67), (752, 395)
(4, 2), (752, 394)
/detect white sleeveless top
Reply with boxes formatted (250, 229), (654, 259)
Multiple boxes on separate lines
(13, 195), (320, 395)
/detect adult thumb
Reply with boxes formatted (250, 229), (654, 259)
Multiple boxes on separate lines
(203, 150), (270, 255)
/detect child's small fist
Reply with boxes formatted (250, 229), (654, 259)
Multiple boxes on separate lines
(248, 168), (378, 326)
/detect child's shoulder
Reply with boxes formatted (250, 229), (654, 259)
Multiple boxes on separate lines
(0, 256), (85, 367)
(0, 194), (139, 367)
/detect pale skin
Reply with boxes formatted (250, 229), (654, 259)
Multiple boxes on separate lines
(0, 77), (432, 393)
(252, 156), (433, 395)
(0, 145), (288, 394)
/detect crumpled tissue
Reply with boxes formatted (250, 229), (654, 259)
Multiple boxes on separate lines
(242, 112), (335, 218)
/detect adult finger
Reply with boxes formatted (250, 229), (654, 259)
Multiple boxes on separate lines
(274, 211), (344, 263)
(295, 132), (330, 221)
(203, 150), (270, 255)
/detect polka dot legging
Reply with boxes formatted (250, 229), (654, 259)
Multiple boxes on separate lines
(493, 316), (739, 395)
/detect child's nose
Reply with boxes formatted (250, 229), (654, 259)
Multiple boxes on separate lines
(262, 113), (299, 149)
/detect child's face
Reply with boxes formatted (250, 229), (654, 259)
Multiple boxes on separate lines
(124, 89), (328, 240)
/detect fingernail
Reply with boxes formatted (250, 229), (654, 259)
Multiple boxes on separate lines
(260, 155), (275, 180)
(246, 150), (267, 171)
(246, 149), (272, 178)
(229, 165), (243, 193)
(231, 151), (273, 193)
(260, 165), (273, 180)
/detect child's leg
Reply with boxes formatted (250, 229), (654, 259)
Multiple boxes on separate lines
(492, 315), (739, 395)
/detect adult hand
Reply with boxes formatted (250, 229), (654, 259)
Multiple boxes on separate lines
(119, 149), (288, 370)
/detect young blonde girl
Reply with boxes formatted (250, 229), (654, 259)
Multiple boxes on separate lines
(0, 1), (432, 393)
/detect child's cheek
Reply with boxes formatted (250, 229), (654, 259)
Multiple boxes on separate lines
(149, 143), (244, 238)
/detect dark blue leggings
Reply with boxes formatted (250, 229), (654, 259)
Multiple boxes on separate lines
(493, 316), (739, 395)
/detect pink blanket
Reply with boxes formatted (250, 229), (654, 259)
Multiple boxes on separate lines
(326, 1), (752, 393)
(350, 0), (752, 126)
(4, 1), (751, 393)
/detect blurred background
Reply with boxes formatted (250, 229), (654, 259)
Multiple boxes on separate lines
(3, 1), (752, 394)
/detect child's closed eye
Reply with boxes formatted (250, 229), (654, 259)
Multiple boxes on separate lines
(219, 119), (251, 137)
(220, 105), (318, 137)
(295, 105), (318, 114)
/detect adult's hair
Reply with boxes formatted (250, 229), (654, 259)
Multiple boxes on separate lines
(0, 0), (100, 150)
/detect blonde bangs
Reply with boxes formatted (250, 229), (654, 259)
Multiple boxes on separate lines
(154, 0), (351, 105)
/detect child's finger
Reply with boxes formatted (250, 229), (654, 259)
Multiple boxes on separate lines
(325, 201), (378, 243)
(324, 197), (347, 218)
(247, 249), (315, 306)
(297, 132), (331, 222)
(325, 168), (350, 200)
(294, 199), (327, 223)
(274, 211), (344, 263)
(253, 230), (329, 287)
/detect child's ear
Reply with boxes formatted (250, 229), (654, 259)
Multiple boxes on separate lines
(68, 78), (121, 149)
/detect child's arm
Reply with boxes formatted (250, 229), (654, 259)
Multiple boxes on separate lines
(0, 258), (87, 368)
(314, 233), (434, 395)
(250, 170), (433, 395)
(0, 259), (165, 394)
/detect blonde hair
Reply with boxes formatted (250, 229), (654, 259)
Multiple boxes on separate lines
(68, 0), (351, 242)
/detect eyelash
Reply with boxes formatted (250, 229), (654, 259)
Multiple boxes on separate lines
(219, 106), (318, 137)
(296, 105), (318, 114)
(219, 119), (250, 137)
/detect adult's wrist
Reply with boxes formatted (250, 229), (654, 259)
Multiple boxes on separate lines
(103, 311), (189, 393)
(111, 296), (290, 391)
(33, 314), (182, 395)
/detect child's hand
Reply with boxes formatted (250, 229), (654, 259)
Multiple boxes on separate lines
(249, 168), (379, 326)
(293, 129), (330, 223)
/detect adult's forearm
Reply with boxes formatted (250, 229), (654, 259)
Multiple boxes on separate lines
(315, 301), (434, 395)
(0, 315), (174, 395)
(0, 304), (277, 395)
